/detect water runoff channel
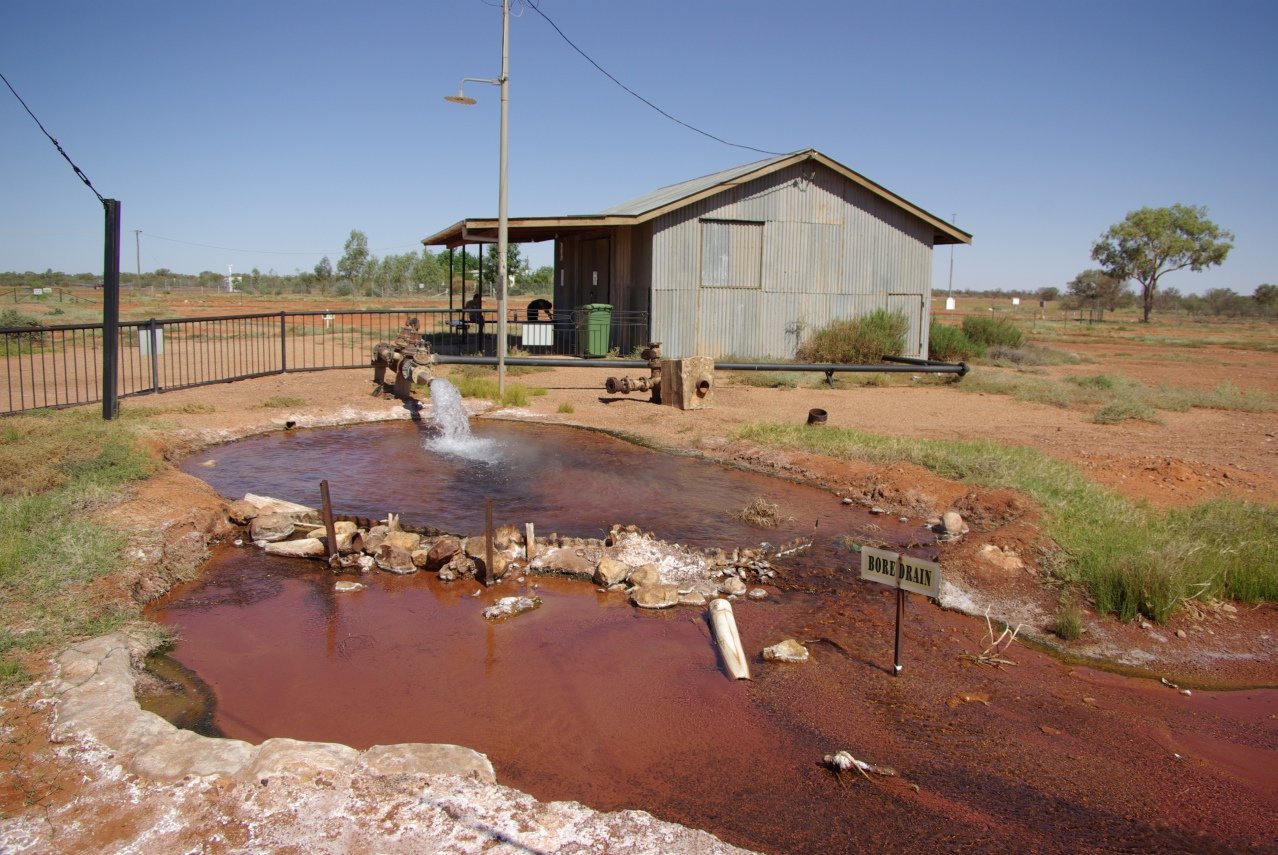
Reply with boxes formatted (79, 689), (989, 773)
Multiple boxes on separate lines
(142, 378), (1275, 854)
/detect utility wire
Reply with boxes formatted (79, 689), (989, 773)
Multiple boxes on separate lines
(1, 70), (106, 206)
(523, 2), (784, 156)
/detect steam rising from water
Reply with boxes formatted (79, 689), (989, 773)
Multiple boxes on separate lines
(425, 378), (499, 461)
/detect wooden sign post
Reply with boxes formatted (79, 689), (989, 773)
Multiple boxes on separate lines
(859, 546), (941, 676)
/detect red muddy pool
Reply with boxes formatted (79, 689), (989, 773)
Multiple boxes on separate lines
(148, 421), (1278, 854)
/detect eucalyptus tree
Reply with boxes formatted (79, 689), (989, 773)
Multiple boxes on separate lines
(337, 230), (375, 292)
(1091, 205), (1233, 323)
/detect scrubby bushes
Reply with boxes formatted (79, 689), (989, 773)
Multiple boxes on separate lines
(0, 308), (46, 344)
(796, 309), (906, 363)
(928, 321), (983, 361)
(961, 315), (1024, 349)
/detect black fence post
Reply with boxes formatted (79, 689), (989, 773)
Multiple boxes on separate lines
(279, 311), (287, 373)
(101, 199), (121, 420)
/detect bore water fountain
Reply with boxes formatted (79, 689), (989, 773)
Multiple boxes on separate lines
(424, 377), (497, 461)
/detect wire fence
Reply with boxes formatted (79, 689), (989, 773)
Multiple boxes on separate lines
(2, 287), (98, 306)
(1, 307), (651, 415)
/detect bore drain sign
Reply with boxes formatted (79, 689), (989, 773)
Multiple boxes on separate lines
(859, 546), (941, 598)
(859, 546), (942, 675)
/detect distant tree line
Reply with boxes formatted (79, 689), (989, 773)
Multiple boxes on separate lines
(950, 204), (1267, 320)
(951, 281), (1275, 319)
(0, 229), (554, 300)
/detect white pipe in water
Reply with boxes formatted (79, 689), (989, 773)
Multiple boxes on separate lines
(709, 598), (751, 680)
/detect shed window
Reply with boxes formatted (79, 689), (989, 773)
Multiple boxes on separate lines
(701, 219), (763, 289)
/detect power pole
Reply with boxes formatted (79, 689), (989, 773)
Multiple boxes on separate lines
(946, 214), (956, 298)
(133, 229), (141, 279)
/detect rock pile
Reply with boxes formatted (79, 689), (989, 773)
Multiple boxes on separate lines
(227, 498), (794, 612)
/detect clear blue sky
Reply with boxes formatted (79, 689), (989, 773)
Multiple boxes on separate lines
(3, 0), (1275, 296)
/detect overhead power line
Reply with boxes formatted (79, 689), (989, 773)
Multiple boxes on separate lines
(1, 70), (106, 205)
(523, 2), (784, 156)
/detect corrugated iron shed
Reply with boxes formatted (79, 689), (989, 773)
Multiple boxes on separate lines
(422, 149), (970, 360)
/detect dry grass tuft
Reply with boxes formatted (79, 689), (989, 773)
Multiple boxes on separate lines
(735, 496), (787, 528)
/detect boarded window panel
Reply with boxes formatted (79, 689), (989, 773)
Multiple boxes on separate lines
(701, 220), (762, 289)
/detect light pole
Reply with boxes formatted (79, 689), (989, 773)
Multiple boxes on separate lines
(446, 0), (510, 395)
(946, 214), (956, 299)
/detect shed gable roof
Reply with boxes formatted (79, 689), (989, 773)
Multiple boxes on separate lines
(597, 153), (792, 217)
(422, 149), (971, 247)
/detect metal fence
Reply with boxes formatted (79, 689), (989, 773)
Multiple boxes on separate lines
(1, 307), (651, 415)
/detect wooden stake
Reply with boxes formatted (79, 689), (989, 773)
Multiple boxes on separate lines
(525, 522), (536, 560)
(319, 480), (338, 568)
(483, 498), (495, 587)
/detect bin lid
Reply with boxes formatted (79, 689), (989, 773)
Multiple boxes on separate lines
(577, 303), (612, 311)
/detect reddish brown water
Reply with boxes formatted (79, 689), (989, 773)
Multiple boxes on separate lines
(152, 422), (1278, 854)
(180, 420), (871, 548)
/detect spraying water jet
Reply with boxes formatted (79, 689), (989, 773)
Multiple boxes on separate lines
(425, 377), (498, 461)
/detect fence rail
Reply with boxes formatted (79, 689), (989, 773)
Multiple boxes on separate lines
(2, 287), (97, 305)
(1, 307), (651, 415)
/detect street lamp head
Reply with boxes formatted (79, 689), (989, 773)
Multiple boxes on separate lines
(444, 87), (477, 105)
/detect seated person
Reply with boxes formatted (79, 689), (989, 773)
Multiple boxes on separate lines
(463, 293), (486, 341)
(526, 298), (553, 321)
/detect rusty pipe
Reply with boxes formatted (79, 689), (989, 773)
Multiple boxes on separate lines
(605, 376), (652, 395)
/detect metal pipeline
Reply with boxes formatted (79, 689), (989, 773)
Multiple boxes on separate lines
(435, 355), (649, 369)
(882, 354), (971, 375)
(715, 360), (968, 376)
(431, 354), (968, 376)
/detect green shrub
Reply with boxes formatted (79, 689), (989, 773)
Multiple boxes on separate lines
(929, 321), (984, 361)
(448, 374), (499, 400)
(796, 309), (907, 363)
(1092, 399), (1162, 425)
(557, 401), (575, 414)
(443, 372), (533, 408)
(1053, 600), (1083, 641)
(500, 385), (530, 407)
(0, 308), (46, 343)
(0, 308), (41, 329)
(962, 315), (1025, 348)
